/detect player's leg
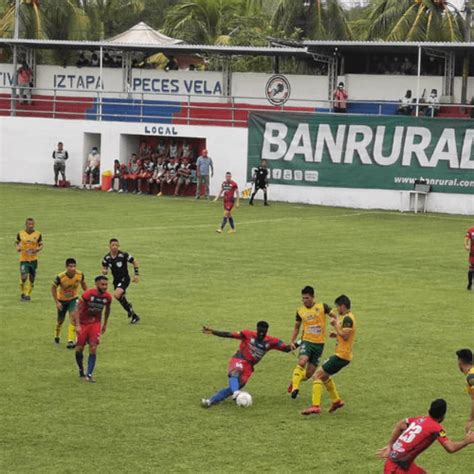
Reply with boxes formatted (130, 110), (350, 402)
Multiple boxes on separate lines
(203, 359), (243, 406)
(290, 353), (309, 399)
(54, 302), (67, 344)
(249, 186), (258, 205)
(114, 280), (133, 318)
(227, 207), (236, 233)
(66, 300), (78, 348)
(263, 187), (268, 206)
(19, 262), (29, 300)
(75, 326), (86, 378)
(322, 356), (349, 412)
(217, 210), (230, 233)
(302, 368), (327, 415)
(468, 262), (474, 290)
(24, 262), (37, 300)
(85, 322), (102, 382)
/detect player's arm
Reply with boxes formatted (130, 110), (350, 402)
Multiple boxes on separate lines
(72, 301), (82, 334)
(438, 431), (474, 453)
(272, 338), (298, 353)
(15, 233), (22, 252)
(376, 419), (409, 458)
(101, 258), (109, 275)
(213, 186), (223, 201)
(235, 185), (240, 208)
(465, 235), (471, 251)
(127, 254), (140, 283)
(466, 378), (474, 432)
(33, 234), (44, 254)
(101, 302), (111, 334)
(81, 273), (88, 291)
(51, 277), (62, 310)
(331, 314), (353, 340)
(202, 326), (241, 339)
(290, 313), (302, 350)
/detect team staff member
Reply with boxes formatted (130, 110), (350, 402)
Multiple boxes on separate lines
(464, 226), (474, 290)
(73, 276), (112, 382)
(16, 217), (43, 301)
(288, 286), (331, 399)
(52, 258), (87, 348)
(456, 348), (474, 433)
(377, 399), (474, 473)
(249, 159), (269, 206)
(214, 172), (239, 234)
(302, 294), (356, 416)
(102, 238), (140, 324)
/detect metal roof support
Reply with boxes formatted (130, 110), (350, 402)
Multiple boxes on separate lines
(443, 51), (455, 98)
(273, 55), (280, 74)
(223, 56), (232, 98)
(123, 51), (132, 94)
(415, 45), (421, 117)
(310, 52), (337, 108)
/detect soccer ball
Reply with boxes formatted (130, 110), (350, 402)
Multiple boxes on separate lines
(235, 391), (253, 408)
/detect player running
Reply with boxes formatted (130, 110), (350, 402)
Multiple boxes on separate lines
(73, 275), (112, 382)
(214, 171), (239, 234)
(51, 258), (87, 348)
(102, 238), (140, 324)
(456, 348), (474, 433)
(288, 285), (332, 399)
(249, 159), (269, 206)
(15, 217), (43, 301)
(377, 399), (474, 473)
(200, 321), (294, 407)
(302, 294), (355, 415)
(464, 226), (474, 290)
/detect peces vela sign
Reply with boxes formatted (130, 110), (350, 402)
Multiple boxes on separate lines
(247, 112), (474, 194)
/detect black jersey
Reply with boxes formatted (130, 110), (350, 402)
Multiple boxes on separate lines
(102, 251), (134, 280)
(254, 166), (269, 186)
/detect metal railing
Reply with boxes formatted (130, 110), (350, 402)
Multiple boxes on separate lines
(2, 85), (473, 125)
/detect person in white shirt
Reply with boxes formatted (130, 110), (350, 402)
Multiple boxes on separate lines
(52, 142), (69, 186)
(398, 90), (413, 116)
(425, 89), (440, 117)
(83, 147), (101, 189)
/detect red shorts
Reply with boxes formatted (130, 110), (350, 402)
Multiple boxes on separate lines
(228, 358), (253, 386)
(384, 459), (426, 474)
(224, 200), (234, 212)
(77, 322), (101, 347)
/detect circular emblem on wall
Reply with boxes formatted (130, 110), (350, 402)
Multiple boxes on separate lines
(265, 75), (291, 106)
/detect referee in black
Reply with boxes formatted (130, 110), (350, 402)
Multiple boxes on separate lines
(102, 238), (141, 324)
(249, 159), (269, 206)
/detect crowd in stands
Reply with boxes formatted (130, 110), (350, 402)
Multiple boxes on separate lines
(398, 88), (440, 117)
(109, 139), (201, 196)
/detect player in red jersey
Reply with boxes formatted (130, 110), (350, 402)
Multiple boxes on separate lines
(200, 321), (294, 407)
(73, 275), (112, 382)
(377, 399), (474, 473)
(214, 171), (239, 234)
(464, 226), (474, 290)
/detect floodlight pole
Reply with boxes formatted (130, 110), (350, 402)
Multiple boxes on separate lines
(461, 0), (472, 104)
(11, 0), (21, 116)
(415, 45), (421, 117)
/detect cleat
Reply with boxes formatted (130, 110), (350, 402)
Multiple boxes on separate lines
(216, 229), (222, 234)
(302, 405), (321, 416)
(107, 188), (114, 192)
(20, 294), (26, 302)
(24, 295), (31, 301)
(232, 390), (241, 401)
(249, 201), (254, 206)
(468, 283), (472, 290)
(131, 314), (140, 324)
(156, 192), (163, 197)
(79, 372), (85, 379)
(227, 229), (236, 234)
(201, 399), (212, 408)
(66, 341), (75, 349)
(329, 400), (345, 413)
(54, 337), (60, 345)
(287, 382), (293, 393)
(264, 202), (269, 206)
(118, 189), (124, 193)
(195, 195), (200, 199)
(85, 375), (96, 383)
(291, 389), (299, 400)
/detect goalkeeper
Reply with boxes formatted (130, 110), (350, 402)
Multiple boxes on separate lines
(249, 159), (269, 206)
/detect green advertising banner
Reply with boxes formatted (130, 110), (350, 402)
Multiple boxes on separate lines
(247, 112), (474, 194)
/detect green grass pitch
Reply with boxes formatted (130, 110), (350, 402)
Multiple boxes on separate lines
(0, 183), (472, 473)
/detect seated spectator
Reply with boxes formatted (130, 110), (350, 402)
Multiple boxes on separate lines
(137, 158), (154, 194)
(156, 139), (168, 158)
(425, 89), (440, 117)
(117, 163), (129, 193)
(103, 53), (114, 67)
(181, 140), (194, 160)
(333, 82), (348, 113)
(152, 157), (167, 196)
(124, 154), (140, 192)
(168, 139), (180, 160)
(165, 55), (179, 71)
(17, 62), (33, 105)
(90, 53), (99, 67)
(175, 158), (193, 196)
(83, 146), (101, 189)
(109, 159), (121, 192)
(76, 53), (89, 68)
(398, 90), (413, 116)
(166, 157), (180, 185)
(401, 57), (414, 75)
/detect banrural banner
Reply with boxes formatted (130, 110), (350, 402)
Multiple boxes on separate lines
(247, 112), (474, 194)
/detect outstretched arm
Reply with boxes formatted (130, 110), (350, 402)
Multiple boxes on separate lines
(439, 431), (474, 453)
(376, 419), (408, 459)
(465, 236), (471, 252)
(202, 326), (240, 339)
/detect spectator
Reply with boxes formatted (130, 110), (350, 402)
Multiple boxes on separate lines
(117, 163), (129, 193)
(17, 62), (33, 105)
(109, 159), (121, 192)
(83, 146), (101, 189)
(175, 157), (192, 196)
(168, 139), (180, 160)
(52, 142), (69, 187)
(195, 149), (214, 200)
(165, 55), (179, 71)
(137, 158), (154, 195)
(90, 53), (99, 67)
(401, 57), (414, 75)
(124, 154), (140, 193)
(76, 53), (89, 68)
(166, 157), (180, 185)
(103, 53), (114, 67)
(333, 82), (348, 113)
(425, 89), (440, 117)
(398, 90), (413, 116)
(156, 139), (168, 158)
(152, 157), (167, 196)
(181, 139), (194, 160)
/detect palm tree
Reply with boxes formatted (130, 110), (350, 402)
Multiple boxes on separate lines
(364, 0), (465, 42)
(272, 0), (352, 40)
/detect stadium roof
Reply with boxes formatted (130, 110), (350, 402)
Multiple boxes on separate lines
(105, 22), (183, 46)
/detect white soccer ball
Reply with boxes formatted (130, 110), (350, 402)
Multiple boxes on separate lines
(235, 391), (253, 408)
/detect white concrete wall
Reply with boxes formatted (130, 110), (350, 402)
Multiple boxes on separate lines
(0, 116), (472, 215)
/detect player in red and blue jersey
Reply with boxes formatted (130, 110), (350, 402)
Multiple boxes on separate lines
(73, 275), (112, 382)
(201, 321), (294, 407)
(377, 399), (474, 473)
(464, 226), (474, 290)
(214, 171), (239, 234)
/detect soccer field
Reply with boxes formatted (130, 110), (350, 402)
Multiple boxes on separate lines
(0, 183), (472, 474)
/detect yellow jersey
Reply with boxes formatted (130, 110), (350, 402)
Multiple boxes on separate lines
(53, 270), (84, 301)
(334, 311), (356, 361)
(16, 230), (42, 262)
(466, 367), (474, 396)
(296, 303), (329, 344)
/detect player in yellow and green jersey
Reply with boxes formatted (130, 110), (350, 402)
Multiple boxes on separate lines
(302, 294), (356, 416)
(288, 286), (332, 399)
(15, 217), (43, 301)
(456, 348), (474, 433)
(52, 258), (87, 348)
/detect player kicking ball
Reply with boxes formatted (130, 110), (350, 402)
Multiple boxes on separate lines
(201, 321), (294, 407)
(214, 171), (239, 234)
